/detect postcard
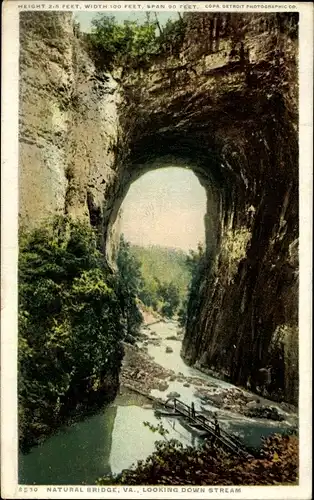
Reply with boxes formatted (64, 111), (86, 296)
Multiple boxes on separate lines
(1, 1), (313, 499)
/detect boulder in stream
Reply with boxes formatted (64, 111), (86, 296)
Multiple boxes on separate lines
(167, 391), (181, 399)
(246, 400), (258, 409)
(206, 394), (224, 407)
(245, 406), (285, 421)
(157, 380), (169, 391)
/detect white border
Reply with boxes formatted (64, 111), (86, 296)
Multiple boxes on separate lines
(1, 2), (313, 499)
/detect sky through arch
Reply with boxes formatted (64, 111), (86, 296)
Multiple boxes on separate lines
(119, 167), (207, 252)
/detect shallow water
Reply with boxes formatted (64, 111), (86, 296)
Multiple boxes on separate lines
(146, 322), (297, 446)
(20, 320), (297, 484)
(19, 400), (202, 485)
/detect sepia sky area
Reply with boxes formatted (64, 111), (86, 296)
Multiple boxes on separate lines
(119, 168), (207, 252)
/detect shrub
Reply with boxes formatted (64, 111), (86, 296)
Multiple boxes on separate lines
(88, 15), (159, 68)
(86, 13), (187, 70)
(18, 216), (141, 449)
(97, 432), (298, 485)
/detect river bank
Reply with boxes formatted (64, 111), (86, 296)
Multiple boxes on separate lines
(19, 318), (298, 485)
(121, 320), (298, 431)
(98, 318), (298, 486)
(98, 432), (298, 486)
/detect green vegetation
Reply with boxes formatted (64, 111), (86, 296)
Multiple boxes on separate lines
(126, 241), (207, 322)
(129, 243), (192, 319)
(130, 244), (191, 294)
(116, 236), (143, 342)
(178, 243), (206, 328)
(157, 282), (181, 319)
(89, 15), (158, 66)
(86, 13), (187, 69)
(97, 431), (298, 485)
(18, 217), (142, 450)
(18, 221), (199, 450)
(18, 216), (203, 451)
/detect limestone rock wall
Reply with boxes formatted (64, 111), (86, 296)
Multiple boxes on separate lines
(120, 14), (298, 404)
(19, 13), (73, 226)
(19, 12), (122, 240)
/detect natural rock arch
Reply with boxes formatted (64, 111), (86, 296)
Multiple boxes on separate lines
(104, 158), (213, 264)
(19, 11), (299, 403)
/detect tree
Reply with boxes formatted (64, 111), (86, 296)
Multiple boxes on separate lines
(138, 276), (159, 310)
(157, 281), (180, 318)
(178, 243), (206, 328)
(185, 243), (205, 274)
(18, 216), (127, 449)
(89, 14), (159, 68)
(158, 15), (187, 57)
(87, 13), (188, 69)
(116, 235), (143, 340)
(177, 299), (188, 328)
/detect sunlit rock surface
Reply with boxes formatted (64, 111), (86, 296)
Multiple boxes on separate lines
(19, 12), (298, 404)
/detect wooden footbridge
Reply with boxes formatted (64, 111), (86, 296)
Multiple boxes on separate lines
(123, 383), (255, 458)
(157, 398), (254, 459)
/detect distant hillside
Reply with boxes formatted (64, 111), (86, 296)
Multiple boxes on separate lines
(129, 244), (191, 298)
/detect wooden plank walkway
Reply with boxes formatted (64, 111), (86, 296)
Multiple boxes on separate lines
(163, 398), (254, 459)
(122, 384), (254, 458)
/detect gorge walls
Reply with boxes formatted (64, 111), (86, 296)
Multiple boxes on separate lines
(19, 12), (299, 404)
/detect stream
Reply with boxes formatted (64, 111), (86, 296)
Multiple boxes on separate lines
(19, 320), (298, 485)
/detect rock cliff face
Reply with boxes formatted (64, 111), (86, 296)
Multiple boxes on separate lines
(19, 12), (299, 404)
(19, 12), (122, 251)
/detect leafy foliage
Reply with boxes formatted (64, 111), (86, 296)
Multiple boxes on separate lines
(18, 217), (140, 450)
(88, 15), (159, 68)
(178, 243), (206, 328)
(130, 242), (206, 321)
(116, 235), (143, 341)
(86, 13), (187, 69)
(156, 15), (187, 57)
(130, 244), (191, 318)
(143, 419), (170, 442)
(97, 432), (298, 485)
(157, 281), (181, 319)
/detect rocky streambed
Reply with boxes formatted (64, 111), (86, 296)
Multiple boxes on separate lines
(121, 319), (298, 448)
(19, 318), (298, 485)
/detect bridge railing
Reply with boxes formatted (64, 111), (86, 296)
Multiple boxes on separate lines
(164, 397), (250, 458)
